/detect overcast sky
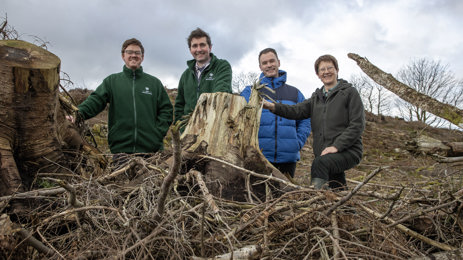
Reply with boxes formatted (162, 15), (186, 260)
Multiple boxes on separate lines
(3, 0), (463, 98)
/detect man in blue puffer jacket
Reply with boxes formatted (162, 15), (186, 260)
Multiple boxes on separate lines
(240, 48), (311, 178)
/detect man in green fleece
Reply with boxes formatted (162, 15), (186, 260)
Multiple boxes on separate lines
(174, 28), (232, 123)
(77, 38), (173, 158)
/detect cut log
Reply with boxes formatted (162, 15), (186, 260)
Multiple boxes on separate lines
(0, 40), (91, 197)
(406, 135), (463, 157)
(445, 142), (463, 156)
(406, 135), (451, 156)
(348, 53), (463, 129)
(180, 88), (287, 201)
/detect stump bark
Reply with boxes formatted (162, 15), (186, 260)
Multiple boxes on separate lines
(0, 40), (86, 196)
(180, 90), (287, 201)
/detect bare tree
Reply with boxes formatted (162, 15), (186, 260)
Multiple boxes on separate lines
(0, 14), (19, 40)
(350, 73), (391, 116)
(397, 58), (461, 127)
(232, 71), (259, 94)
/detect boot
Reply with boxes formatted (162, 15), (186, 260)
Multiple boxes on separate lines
(311, 177), (328, 190)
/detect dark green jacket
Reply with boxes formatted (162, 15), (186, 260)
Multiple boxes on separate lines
(273, 79), (365, 158)
(174, 53), (232, 122)
(78, 66), (173, 154)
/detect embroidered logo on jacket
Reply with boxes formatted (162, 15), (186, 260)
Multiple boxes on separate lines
(205, 73), (214, 81)
(141, 87), (152, 95)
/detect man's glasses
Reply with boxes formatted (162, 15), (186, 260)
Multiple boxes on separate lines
(124, 50), (142, 56)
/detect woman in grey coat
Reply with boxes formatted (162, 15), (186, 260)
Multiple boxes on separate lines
(263, 54), (365, 190)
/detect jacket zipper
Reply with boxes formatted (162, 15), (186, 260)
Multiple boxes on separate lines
(196, 68), (204, 99)
(273, 80), (278, 162)
(132, 72), (137, 153)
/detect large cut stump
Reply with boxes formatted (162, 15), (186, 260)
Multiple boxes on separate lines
(0, 40), (84, 196)
(180, 90), (287, 201)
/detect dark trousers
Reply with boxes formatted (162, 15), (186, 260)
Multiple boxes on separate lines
(272, 162), (297, 178)
(311, 151), (360, 190)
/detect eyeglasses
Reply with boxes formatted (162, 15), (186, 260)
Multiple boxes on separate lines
(319, 66), (335, 73)
(124, 50), (142, 56)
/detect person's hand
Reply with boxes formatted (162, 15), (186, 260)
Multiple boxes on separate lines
(262, 100), (275, 112)
(321, 146), (338, 156)
(66, 115), (75, 123)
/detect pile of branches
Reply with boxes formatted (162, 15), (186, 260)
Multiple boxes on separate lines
(1, 130), (462, 259)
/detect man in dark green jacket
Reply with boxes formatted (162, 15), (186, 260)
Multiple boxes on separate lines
(174, 28), (232, 123)
(78, 38), (173, 155)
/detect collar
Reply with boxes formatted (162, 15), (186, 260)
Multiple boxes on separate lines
(123, 65), (143, 78)
(323, 81), (339, 96)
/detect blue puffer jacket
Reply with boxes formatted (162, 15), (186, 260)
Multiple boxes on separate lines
(240, 70), (311, 163)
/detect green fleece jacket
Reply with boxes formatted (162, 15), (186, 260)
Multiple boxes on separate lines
(174, 53), (232, 122)
(78, 66), (173, 154)
(273, 79), (365, 159)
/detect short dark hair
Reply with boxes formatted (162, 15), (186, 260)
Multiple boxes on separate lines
(314, 54), (338, 74)
(258, 48), (279, 63)
(187, 28), (211, 48)
(122, 38), (144, 54)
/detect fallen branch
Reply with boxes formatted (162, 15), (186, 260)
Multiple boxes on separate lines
(154, 121), (182, 222)
(325, 167), (383, 216)
(41, 177), (84, 208)
(359, 204), (457, 251)
(17, 227), (55, 257)
(434, 155), (463, 163)
(189, 170), (220, 217)
(0, 187), (66, 202)
(199, 155), (303, 189)
(387, 199), (459, 228)
(348, 53), (463, 129)
(331, 211), (341, 260)
(191, 245), (262, 260)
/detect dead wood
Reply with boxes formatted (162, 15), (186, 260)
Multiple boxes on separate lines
(435, 156), (463, 163)
(1, 149), (461, 259)
(154, 121), (182, 222)
(0, 187), (66, 202)
(360, 204), (458, 251)
(348, 53), (463, 129)
(325, 167), (383, 216)
(191, 245), (262, 260)
(409, 249), (463, 260)
(0, 40), (106, 198)
(177, 85), (288, 202)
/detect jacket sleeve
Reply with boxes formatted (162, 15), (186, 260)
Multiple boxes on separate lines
(77, 80), (110, 120)
(239, 86), (252, 102)
(332, 88), (365, 152)
(212, 60), (232, 93)
(295, 91), (311, 149)
(156, 87), (174, 138)
(174, 76), (186, 123)
(274, 98), (312, 120)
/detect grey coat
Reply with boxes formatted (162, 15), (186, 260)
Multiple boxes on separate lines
(273, 79), (365, 158)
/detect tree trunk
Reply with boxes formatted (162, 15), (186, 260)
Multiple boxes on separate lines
(0, 40), (85, 196)
(180, 90), (286, 201)
(348, 53), (463, 129)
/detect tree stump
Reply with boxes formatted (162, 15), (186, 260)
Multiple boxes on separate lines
(180, 89), (287, 201)
(0, 40), (84, 196)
